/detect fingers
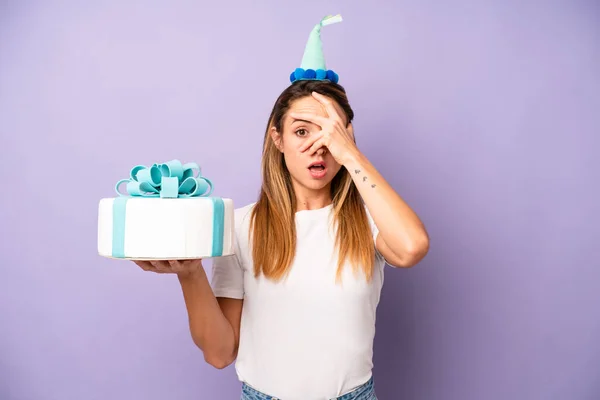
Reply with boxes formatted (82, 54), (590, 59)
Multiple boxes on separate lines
(134, 260), (154, 271)
(288, 112), (329, 128)
(168, 260), (184, 273)
(311, 92), (342, 123)
(133, 259), (202, 274)
(304, 137), (327, 156)
(133, 260), (169, 273)
(347, 122), (355, 140)
(299, 131), (325, 153)
(291, 110), (348, 141)
(135, 260), (165, 273)
(172, 259), (203, 277)
(150, 260), (171, 273)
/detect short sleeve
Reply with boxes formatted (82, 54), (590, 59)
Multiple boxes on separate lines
(363, 206), (380, 244)
(364, 206), (386, 264)
(211, 236), (245, 299)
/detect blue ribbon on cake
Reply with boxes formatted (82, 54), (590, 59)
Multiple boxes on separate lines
(111, 159), (224, 258)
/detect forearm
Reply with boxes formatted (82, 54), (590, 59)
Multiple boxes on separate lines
(344, 151), (429, 259)
(177, 268), (236, 367)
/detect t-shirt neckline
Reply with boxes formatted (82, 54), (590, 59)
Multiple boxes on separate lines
(295, 203), (333, 218)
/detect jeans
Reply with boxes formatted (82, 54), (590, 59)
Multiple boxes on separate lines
(240, 376), (377, 400)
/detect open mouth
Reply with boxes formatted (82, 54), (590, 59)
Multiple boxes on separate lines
(308, 162), (327, 178)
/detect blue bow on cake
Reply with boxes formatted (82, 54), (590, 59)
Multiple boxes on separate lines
(115, 159), (213, 198)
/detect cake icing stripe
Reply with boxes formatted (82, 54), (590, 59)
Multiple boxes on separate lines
(112, 197), (129, 258)
(211, 198), (225, 257)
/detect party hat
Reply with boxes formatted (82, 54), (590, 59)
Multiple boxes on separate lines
(290, 14), (342, 84)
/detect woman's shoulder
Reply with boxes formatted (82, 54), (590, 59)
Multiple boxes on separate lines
(229, 202), (256, 249)
(232, 202), (257, 229)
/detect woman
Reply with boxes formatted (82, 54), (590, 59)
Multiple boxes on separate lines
(134, 16), (429, 400)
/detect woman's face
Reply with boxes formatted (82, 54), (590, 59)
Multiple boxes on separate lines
(271, 95), (346, 194)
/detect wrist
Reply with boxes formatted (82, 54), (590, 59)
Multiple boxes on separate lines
(177, 267), (206, 283)
(343, 149), (365, 169)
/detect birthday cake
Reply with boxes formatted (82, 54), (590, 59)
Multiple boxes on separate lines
(97, 160), (234, 260)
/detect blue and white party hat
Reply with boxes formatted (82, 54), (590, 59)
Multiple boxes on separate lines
(290, 14), (342, 84)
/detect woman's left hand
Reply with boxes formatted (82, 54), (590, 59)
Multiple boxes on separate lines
(291, 92), (361, 166)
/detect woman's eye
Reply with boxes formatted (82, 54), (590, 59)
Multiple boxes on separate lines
(296, 129), (308, 137)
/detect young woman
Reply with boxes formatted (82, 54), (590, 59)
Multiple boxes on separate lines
(133, 79), (429, 399)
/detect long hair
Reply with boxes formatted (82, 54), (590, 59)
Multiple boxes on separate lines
(249, 80), (375, 282)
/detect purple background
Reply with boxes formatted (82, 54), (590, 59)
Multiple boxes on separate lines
(1, 1), (599, 399)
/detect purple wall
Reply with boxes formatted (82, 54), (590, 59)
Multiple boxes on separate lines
(1, 1), (599, 399)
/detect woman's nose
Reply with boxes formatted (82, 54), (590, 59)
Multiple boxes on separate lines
(316, 147), (327, 156)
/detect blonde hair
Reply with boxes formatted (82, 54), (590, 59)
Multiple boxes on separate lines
(249, 80), (376, 282)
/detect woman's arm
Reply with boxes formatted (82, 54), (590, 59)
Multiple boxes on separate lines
(178, 265), (243, 369)
(291, 92), (429, 268)
(343, 152), (430, 268)
(134, 260), (243, 369)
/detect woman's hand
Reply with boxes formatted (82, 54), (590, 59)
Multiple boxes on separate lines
(291, 91), (361, 166)
(133, 259), (203, 278)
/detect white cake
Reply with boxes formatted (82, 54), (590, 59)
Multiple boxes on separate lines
(97, 197), (235, 260)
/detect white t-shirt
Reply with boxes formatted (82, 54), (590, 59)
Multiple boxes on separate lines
(211, 202), (386, 400)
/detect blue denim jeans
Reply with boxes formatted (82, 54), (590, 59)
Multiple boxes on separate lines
(240, 376), (377, 400)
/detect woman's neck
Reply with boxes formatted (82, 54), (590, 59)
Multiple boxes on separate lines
(295, 197), (332, 211)
(291, 178), (332, 211)
(294, 189), (332, 211)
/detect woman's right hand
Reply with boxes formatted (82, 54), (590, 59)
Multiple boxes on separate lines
(133, 259), (203, 278)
